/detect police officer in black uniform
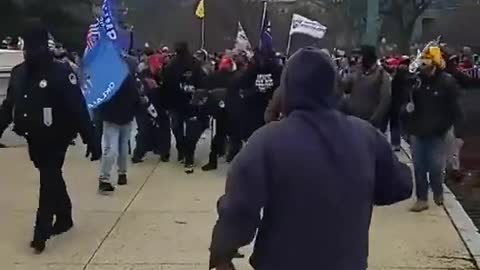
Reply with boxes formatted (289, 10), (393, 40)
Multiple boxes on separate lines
(0, 25), (100, 253)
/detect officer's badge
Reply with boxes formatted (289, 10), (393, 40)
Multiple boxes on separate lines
(69, 73), (78, 85)
(218, 100), (225, 108)
(406, 102), (415, 113)
(39, 79), (48, 88)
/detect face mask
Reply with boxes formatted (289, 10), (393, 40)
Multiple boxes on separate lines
(361, 57), (375, 70)
(25, 47), (51, 70)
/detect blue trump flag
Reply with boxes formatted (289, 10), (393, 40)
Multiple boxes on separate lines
(80, 30), (129, 109)
(260, 10), (273, 52)
(101, 0), (132, 53)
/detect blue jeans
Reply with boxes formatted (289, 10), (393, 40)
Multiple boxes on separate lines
(411, 135), (447, 201)
(99, 121), (133, 184)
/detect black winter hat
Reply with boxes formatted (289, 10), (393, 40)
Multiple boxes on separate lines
(360, 45), (378, 63)
(23, 24), (49, 50)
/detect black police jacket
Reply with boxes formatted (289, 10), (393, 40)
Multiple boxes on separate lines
(0, 60), (95, 145)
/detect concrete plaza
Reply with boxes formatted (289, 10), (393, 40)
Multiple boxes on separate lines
(0, 131), (477, 270)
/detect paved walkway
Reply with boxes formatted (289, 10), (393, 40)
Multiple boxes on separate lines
(0, 132), (477, 270)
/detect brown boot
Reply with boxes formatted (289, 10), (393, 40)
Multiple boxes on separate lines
(410, 200), (429, 212)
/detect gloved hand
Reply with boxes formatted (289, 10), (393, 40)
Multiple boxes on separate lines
(85, 142), (101, 161)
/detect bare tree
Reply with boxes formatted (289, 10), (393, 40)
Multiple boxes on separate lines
(380, 0), (433, 52)
(0, 0), (95, 50)
(323, 0), (366, 48)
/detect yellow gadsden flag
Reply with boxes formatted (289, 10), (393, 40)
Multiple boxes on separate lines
(195, 0), (205, 19)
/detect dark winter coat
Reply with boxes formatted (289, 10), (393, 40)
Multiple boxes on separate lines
(401, 71), (462, 138)
(162, 53), (206, 115)
(340, 65), (392, 129)
(98, 75), (140, 125)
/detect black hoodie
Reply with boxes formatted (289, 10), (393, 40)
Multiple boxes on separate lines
(162, 52), (206, 115)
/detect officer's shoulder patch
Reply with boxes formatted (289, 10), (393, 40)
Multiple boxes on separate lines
(68, 73), (78, 85)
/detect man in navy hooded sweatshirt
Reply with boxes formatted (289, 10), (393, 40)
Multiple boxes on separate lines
(209, 47), (413, 270)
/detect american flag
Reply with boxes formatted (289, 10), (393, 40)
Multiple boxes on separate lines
(85, 20), (101, 54)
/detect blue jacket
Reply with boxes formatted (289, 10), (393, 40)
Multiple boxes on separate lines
(209, 47), (413, 270)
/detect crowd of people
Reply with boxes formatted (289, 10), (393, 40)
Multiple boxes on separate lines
(103, 42), (285, 180)
(1, 23), (479, 270)
(1, 36), (23, 50)
(122, 41), (477, 178)
(334, 44), (479, 212)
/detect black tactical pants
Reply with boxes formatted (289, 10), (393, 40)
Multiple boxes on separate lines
(133, 110), (171, 159)
(208, 111), (227, 164)
(28, 138), (71, 241)
(227, 136), (244, 163)
(171, 112), (207, 165)
(226, 111), (263, 163)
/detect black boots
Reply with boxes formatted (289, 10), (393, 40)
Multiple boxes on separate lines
(131, 157), (144, 164)
(99, 175), (127, 193)
(202, 153), (218, 171)
(99, 181), (115, 193)
(160, 153), (170, 162)
(202, 162), (217, 171)
(31, 217), (74, 254)
(30, 239), (46, 254)
(118, 174), (128, 186)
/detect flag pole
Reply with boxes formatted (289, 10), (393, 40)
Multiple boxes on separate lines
(196, 0), (206, 49)
(286, 34), (292, 56)
(201, 18), (205, 49)
(259, 0), (268, 47)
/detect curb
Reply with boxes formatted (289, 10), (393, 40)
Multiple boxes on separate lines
(400, 142), (480, 268)
(444, 184), (480, 269)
